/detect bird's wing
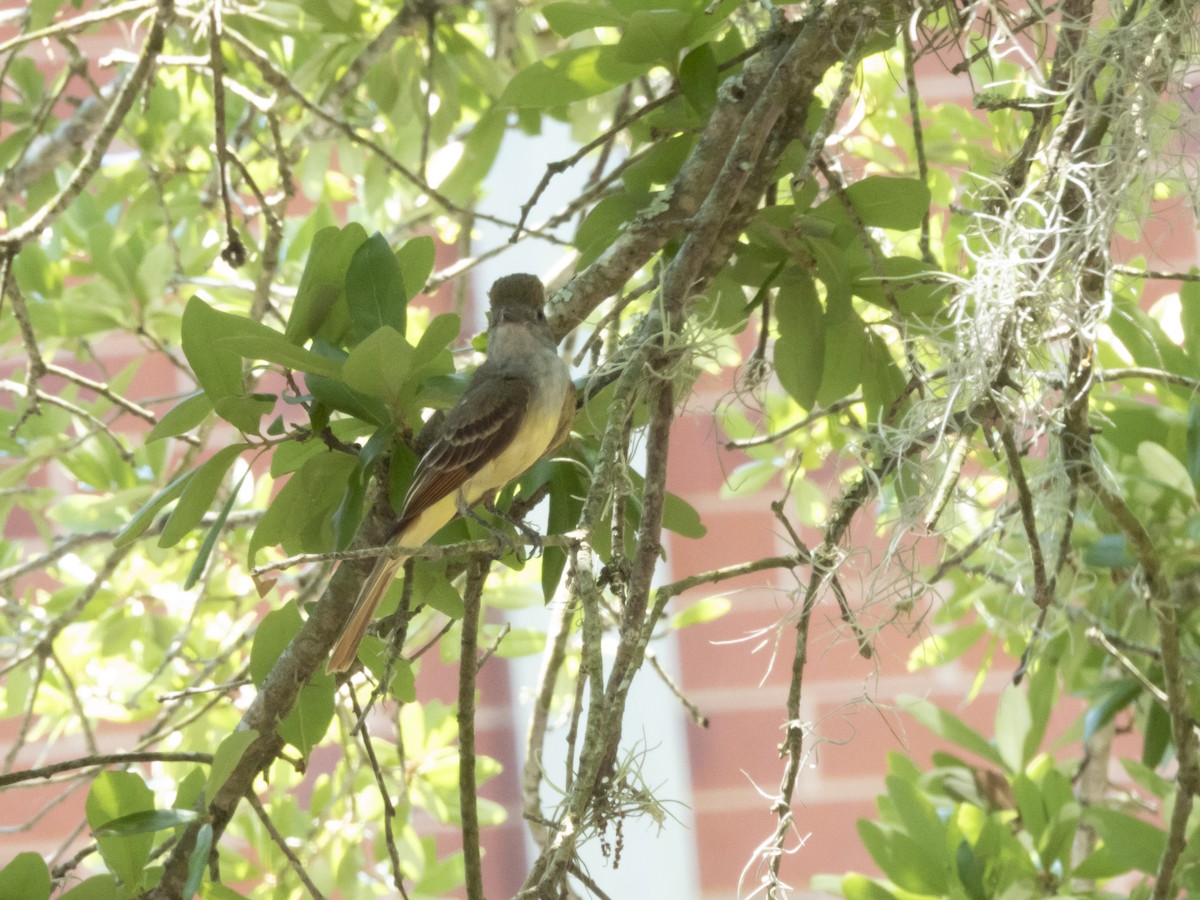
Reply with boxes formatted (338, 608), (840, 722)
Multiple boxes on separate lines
(394, 368), (532, 530)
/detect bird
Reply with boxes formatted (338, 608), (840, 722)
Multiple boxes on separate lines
(327, 273), (575, 673)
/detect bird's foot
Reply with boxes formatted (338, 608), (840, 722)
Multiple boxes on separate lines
(458, 496), (530, 561)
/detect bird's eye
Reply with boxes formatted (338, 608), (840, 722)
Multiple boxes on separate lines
(537, 310), (547, 322)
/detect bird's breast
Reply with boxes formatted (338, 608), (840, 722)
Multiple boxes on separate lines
(467, 355), (570, 495)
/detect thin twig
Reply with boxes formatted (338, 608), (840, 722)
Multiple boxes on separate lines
(0, 752), (214, 789)
(0, 510), (261, 587)
(1112, 264), (1200, 282)
(522, 593), (578, 849)
(209, 0), (244, 268)
(723, 397), (861, 449)
(247, 793), (328, 900)
(458, 559), (489, 900)
(644, 649), (708, 727)
(420, 6), (437, 179)
(995, 411), (1052, 608)
(251, 531), (583, 576)
(0, 0), (154, 55)
(43, 363), (157, 423)
(0, 0), (173, 248)
(3, 262), (46, 433)
(222, 27), (561, 243)
(1085, 627), (1167, 704)
(347, 691), (409, 899)
(1094, 367), (1200, 391)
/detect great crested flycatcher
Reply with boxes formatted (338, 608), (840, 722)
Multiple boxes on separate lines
(327, 273), (575, 673)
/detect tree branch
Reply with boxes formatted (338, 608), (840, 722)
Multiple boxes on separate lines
(0, 0), (174, 249)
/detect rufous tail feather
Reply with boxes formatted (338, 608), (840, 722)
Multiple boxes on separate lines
(327, 554), (405, 673)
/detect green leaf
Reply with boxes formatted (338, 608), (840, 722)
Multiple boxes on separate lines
(184, 297), (342, 409)
(307, 371), (391, 427)
(0, 853), (50, 900)
(682, 0), (739, 46)
(838, 873), (898, 900)
(954, 839), (988, 900)
(856, 819), (948, 893)
(500, 46), (650, 108)
(670, 596), (731, 629)
(1137, 440), (1195, 499)
(1119, 758), (1173, 800)
(396, 236), (436, 300)
(332, 447), (379, 553)
(1039, 772), (1080, 872)
(185, 475), (244, 589)
(211, 394), (276, 434)
(27, 285), (122, 337)
(1077, 807), (1166, 876)
(491, 626), (548, 658)
(58, 875), (120, 900)
(851, 256), (947, 316)
(542, 2), (627, 37)
(158, 444), (248, 548)
(215, 334), (344, 379)
(438, 107), (506, 204)
(114, 467), (195, 548)
(679, 43), (718, 114)
(1142, 698), (1171, 769)
(346, 232), (407, 342)
(817, 311), (868, 405)
(389, 657), (417, 702)
(250, 602), (335, 754)
(249, 450), (359, 562)
(884, 773), (949, 871)
(1083, 677), (1140, 743)
(412, 313), (462, 369)
(907, 622), (986, 670)
(1178, 278), (1200, 365)
(774, 273), (824, 409)
(1011, 772), (1047, 841)
(286, 223), (369, 345)
(1188, 404), (1200, 492)
(93, 808), (200, 836)
(575, 192), (651, 266)
(719, 459), (777, 499)
(1023, 641), (1058, 762)
(181, 296), (247, 404)
(614, 10), (692, 67)
(622, 136), (696, 194)
(542, 458), (587, 601)
(86, 771), (154, 889)
(342, 326), (415, 404)
(281, 669), (336, 756)
(250, 602), (301, 685)
(994, 685), (1031, 771)
(662, 490), (706, 538)
(174, 768), (207, 811)
(413, 567), (464, 619)
(146, 391), (213, 443)
(1071, 844), (1127, 880)
(206, 730), (259, 805)
(899, 695), (1007, 768)
(28, 0), (58, 30)
(844, 176), (931, 230)
(184, 822), (213, 899)
(1108, 294), (1197, 381)
(1083, 534), (1135, 568)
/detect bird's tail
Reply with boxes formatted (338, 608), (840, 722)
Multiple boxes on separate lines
(327, 552), (405, 673)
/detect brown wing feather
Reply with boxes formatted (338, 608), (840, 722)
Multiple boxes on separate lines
(393, 370), (532, 531)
